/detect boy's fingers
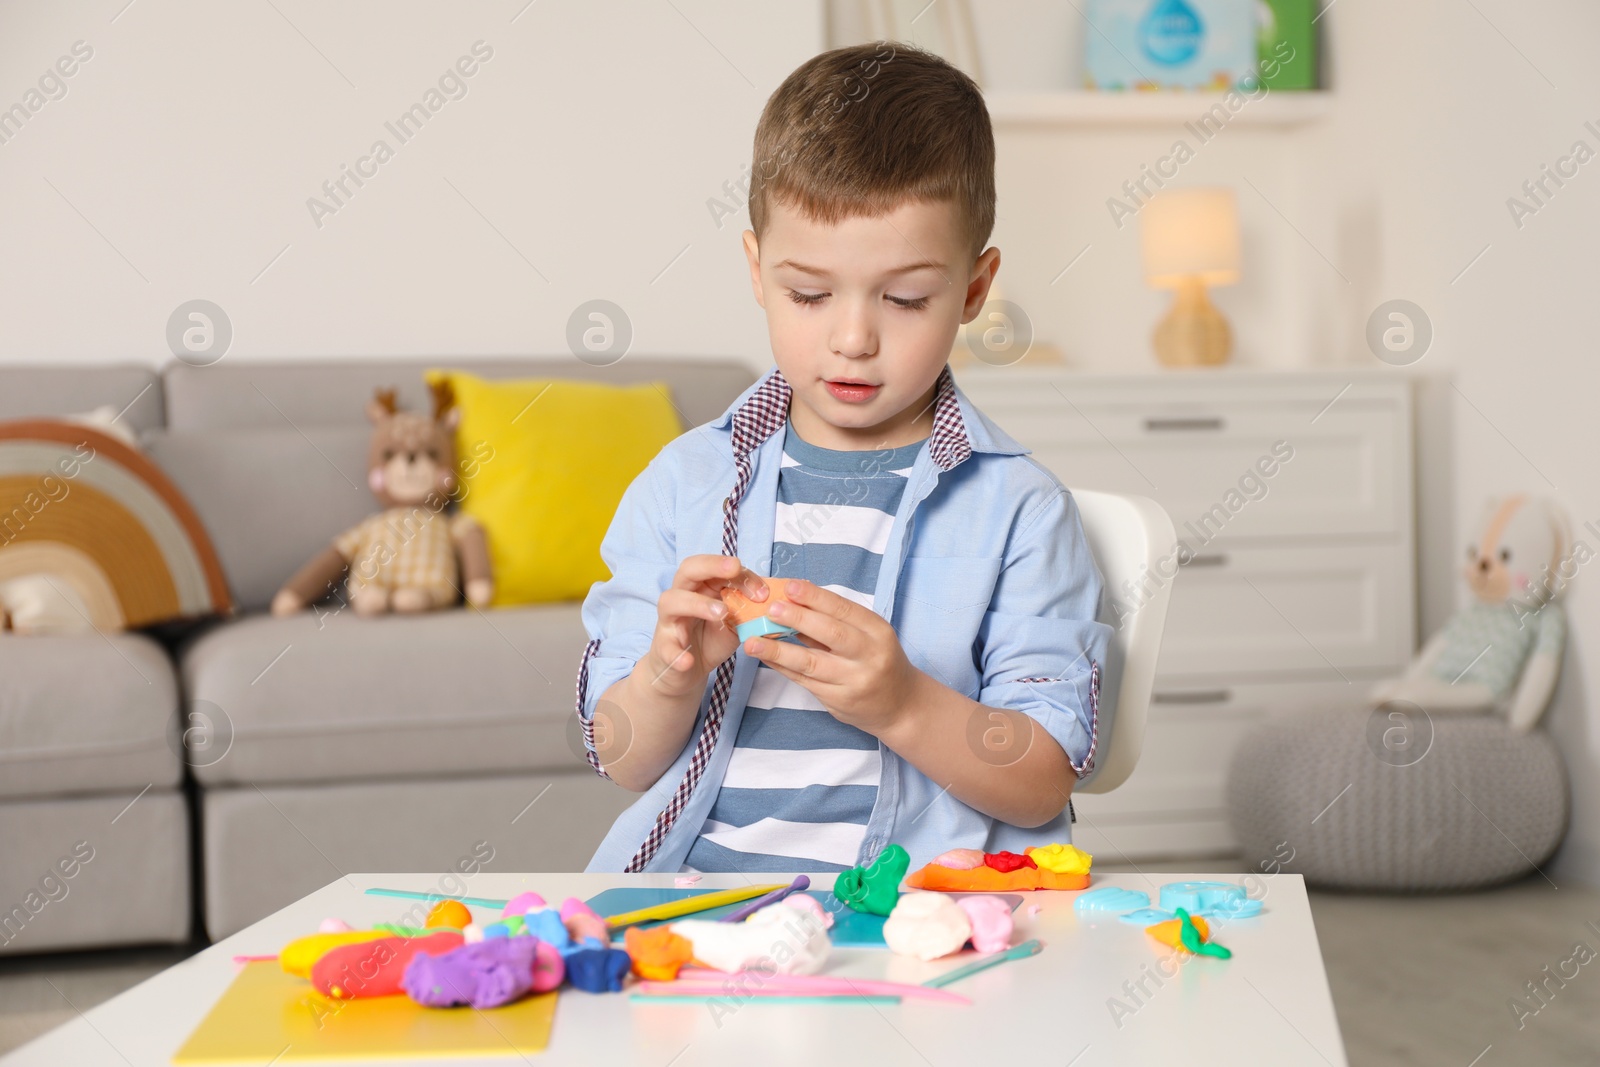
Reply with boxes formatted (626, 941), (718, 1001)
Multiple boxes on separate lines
(670, 554), (739, 591)
(733, 567), (769, 601)
(659, 588), (730, 627)
(746, 635), (830, 680)
(768, 594), (856, 656)
(783, 579), (854, 620)
(673, 555), (767, 600)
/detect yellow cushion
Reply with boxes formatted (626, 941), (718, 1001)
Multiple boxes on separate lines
(424, 370), (681, 606)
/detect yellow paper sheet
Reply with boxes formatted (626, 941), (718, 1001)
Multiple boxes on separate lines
(171, 961), (557, 1064)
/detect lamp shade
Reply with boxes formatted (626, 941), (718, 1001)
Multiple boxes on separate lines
(1140, 187), (1241, 288)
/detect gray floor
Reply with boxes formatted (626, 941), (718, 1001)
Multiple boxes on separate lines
(3, 864), (1599, 1065)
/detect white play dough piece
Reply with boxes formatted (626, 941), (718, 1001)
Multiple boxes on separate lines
(882, 891), (973, 961)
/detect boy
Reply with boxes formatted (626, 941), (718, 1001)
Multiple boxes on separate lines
(576, 41), (1110, 874)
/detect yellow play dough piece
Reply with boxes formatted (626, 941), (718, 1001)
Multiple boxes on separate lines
(280, 931), (393, 979)
(1027, 842), (1093, 875)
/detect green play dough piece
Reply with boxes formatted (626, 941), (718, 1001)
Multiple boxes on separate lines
(1175, 907), (1232, 959)
(834, 843), (910, 916)
(1175, 907), (1203, 953)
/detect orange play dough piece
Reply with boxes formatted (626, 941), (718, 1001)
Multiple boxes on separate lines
(905, 864), (1090, 892)
(718, 577), (792, 630)
(1146, 914), (1212, 952)
(624, 926), (695, 981)
(426, 899), (472, 930)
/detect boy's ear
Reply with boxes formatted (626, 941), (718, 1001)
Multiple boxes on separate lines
(742, 230), (766, 309)
(961, 246), (1002, 322)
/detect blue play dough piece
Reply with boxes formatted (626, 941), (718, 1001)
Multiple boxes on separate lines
(1074, 887), (1150, 913)
(1159, 881), (1249, 915)
(560, 934), (608, 958)
(565, 946), (631, 993)
(482, 921), (511, 939)
(522, 908), (571, 951)
(1119, 908), (1174, 925)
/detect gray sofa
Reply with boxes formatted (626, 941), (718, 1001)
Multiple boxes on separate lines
(0, 356), (758, 948)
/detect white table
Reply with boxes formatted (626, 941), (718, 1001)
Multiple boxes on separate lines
(2, 872), (1348, 1066)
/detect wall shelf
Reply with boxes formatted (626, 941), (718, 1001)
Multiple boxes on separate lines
(985, 90), (1332, 129)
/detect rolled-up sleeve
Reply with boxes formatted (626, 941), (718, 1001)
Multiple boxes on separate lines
(575, 453), (679, 777)
(975, 487), (1112, 778)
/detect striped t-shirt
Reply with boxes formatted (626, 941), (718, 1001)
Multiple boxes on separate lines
(682, 424), (926, 873)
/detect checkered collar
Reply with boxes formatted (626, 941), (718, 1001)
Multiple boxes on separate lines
(710, 363), (1026, 471)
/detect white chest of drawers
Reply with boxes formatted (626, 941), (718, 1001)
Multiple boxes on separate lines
(952, 365), (1416, 860)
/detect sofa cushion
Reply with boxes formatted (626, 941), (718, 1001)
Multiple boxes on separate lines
(0, 364), (164, 435)
(0, 789), (190, 952)
(424, 370), (684, 607)
(151, 358), (758, 615)
(180, 606), (599, 786)
(143, 426), (374, 613)
(0, 632), (181, 799)
(162, 357), (755, 431)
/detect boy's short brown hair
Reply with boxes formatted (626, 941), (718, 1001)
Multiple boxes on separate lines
(748, 41), (995, 267)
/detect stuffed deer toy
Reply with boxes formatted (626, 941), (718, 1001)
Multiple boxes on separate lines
(270, 381), (493, 617)
(1369, 494), (1571, 732)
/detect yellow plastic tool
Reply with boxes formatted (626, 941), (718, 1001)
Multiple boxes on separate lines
(602, 883), (787, 929)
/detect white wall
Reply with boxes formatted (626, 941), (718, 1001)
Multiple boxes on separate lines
(1310, 0), (1600, 887)
(0, 1), (821, 365)
(836, 0), (1600, 885)
(4, 0), (1595, 883)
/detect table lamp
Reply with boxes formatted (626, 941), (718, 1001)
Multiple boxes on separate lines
(1139, 187), (1240, 367)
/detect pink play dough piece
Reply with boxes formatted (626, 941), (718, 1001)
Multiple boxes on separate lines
(318, 917), (353, 933)
(560, 897), (610, 944)
(955, 895), (1015, 953)
(502, 892), (546, 918)
(529, 939), (565, 993)
(930, 849), (987, 870)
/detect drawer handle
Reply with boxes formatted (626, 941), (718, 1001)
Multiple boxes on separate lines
(1180, 553), (1229, 568)
(1152, 689), (1232, 705)
(1144, 416), (1225, 432)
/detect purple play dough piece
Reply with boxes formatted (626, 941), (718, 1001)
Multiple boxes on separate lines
(402, 937), (539, 1009)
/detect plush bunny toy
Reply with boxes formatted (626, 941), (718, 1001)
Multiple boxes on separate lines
(1369, 494), (1571, 732)
(270, 381), (492, 618)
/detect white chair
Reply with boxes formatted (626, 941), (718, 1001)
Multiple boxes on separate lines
(1069, 489), (1177, 795)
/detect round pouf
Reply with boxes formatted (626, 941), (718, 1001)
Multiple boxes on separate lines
(1227, 711), (1568, 891)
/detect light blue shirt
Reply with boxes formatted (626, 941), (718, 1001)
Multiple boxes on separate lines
(683, 427), (924, 872)
(576, 364), (1112, 874)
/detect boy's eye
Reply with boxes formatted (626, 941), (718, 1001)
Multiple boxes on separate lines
(888, 295), (931, 311)
(786, 290), (826, 306)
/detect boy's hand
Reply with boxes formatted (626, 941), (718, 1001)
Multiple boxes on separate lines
(742, 578), (923, 736)
(646, 555), (770, 699)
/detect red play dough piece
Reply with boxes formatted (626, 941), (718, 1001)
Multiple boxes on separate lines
(984, 851), (1037, 873)
(311, 931), (463, 999)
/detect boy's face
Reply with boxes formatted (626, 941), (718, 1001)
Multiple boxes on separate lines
(743, 197), (1000, 452)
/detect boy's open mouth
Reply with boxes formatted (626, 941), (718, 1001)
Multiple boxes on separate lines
(825, 379), (880, 403)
